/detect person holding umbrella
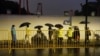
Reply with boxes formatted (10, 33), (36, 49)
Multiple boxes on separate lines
(55, 24), (64, 46)
(19, 22), (31, 45)
(25, 25), (31, 45)
(32, 25), (47, 46)
(45, 23), (53, 44)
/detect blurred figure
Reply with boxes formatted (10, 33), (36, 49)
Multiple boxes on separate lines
(66, 26), (73, 44)
(85, 27), (91, 42)
(94, 34), (100, 46)
(31, 25), (47, 46)
(57, 27), (63, 45)
(73, 26), (80, 43)
(34, 30), (42, 46)
(51, 29), (58, 47)
(25, 25), (31, 45)
(32, 30), (47, 46)
(11, 25), (17, 47)
(48, 27), (53, 44)
(19, 22), (31, 45)
(55, 24), (64, 46)
(45, 23), (54, 44)
(94, 34), (100, 41)
(11, 25), (16, 55)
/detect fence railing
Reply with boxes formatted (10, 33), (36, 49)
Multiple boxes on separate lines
(0, 30), (100, 49)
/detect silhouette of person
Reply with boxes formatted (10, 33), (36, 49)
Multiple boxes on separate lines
(45, 23), (53, 44)
(57, 27), (63, 45)
(85, 27), (91, 42)
(25, 25), (31, 45)
(32, 25), (47, 46)
(73, 26), (80, 43)
(66, 26), (73, 44)
(11, 25), (16, 47)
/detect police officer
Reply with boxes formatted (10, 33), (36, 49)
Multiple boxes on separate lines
(66, 27), (73, 44)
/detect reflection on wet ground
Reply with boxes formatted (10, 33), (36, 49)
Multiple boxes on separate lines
(0, 48), (100, 56)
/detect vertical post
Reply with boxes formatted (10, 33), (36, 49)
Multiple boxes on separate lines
(8, 30), (11, 54)
(85, 0), (88, 28)
(85, 0), (88, 44)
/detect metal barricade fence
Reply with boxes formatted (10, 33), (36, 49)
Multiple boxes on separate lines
(0, 30), (100, 50)
(0, 30), (10, 49)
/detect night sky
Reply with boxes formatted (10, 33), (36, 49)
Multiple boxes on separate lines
(9, 0), (97, 15)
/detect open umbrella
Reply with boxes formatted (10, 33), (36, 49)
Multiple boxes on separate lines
(34, 25), (43, 30)
(45, 23), (53, 28)
(55, 24), (63, 29)
(45, 23), (54, 30)
(19, 22), (31, 27)
(80, 21), (90, 24)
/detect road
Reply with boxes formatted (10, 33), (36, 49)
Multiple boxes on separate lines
(0, 48), (100, 56)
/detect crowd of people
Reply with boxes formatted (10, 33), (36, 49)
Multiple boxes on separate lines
(11, 24), (92, 47)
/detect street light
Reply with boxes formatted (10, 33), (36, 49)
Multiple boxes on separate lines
(85, 0), (88, 28)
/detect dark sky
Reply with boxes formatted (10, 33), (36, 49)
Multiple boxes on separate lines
(9, 0), (97, 15)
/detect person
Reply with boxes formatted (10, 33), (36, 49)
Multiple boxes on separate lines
(48, 27), (53, 44)
(52, 29), (58, 39)
(85, 27), (91, 42)
(66, 27), (73, 44)
(25, 25), (31, 45)
(32, 30), (42, 46)
(57, 27), (63, 45)
(11, 25), (16, 47)
(73, 26), (80, 43)
(32, 29), (47, 46)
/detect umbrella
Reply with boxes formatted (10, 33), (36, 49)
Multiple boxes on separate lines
(45, 23), (54, 41)
(45, 23), (54, 30)
(45, 23), (53, 28)
(34, 25), (43, 30)
(19, 22), (31, 27)
(55, 24), (63, 29)
(80, 21), (90, 24)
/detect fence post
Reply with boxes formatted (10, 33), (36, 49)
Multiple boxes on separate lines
(8, 30), (11, 54)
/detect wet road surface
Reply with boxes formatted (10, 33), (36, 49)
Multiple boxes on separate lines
(0, 48), (100, 56)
